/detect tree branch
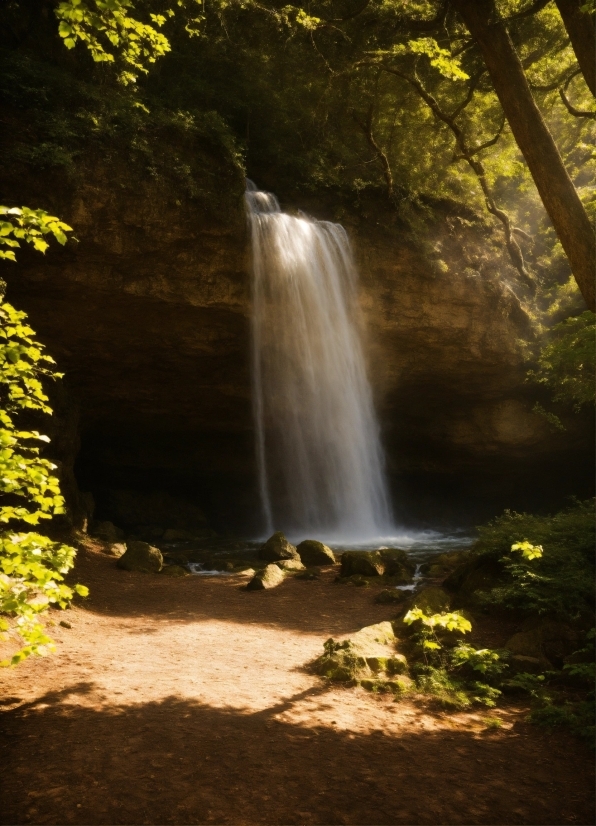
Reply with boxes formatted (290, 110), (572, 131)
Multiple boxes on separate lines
(376, 62), (535, 291)
(352, 104), (394, 198)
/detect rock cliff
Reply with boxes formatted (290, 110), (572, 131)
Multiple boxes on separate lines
(2, 167), (593, 533)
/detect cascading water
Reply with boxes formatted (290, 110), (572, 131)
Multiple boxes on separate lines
(246, 180), (393, 542)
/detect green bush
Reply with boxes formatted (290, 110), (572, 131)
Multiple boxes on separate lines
(1, 277), (87, 666)
(472, 500), (595, 620)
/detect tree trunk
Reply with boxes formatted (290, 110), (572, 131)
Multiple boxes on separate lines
(451, 0), (595, 312)
(554, 0), (596, 97)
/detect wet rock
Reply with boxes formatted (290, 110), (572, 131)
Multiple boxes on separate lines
(296, 540), (336, 566)
(94, 521), (125, 543)
(246, 563), (285, 590)
(276, 558), (305, 571)
(106, 542), (126, 558)
(259, 532), (300, 562)
(412, 586), (451, 614)
(117, 541), (163, 574)
(160, 565), (189, 577)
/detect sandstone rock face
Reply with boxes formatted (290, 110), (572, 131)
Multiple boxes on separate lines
(296, 540), (336, 566)
(259, 532), (300, 562)
(3, 150), (593, 530)
(246, 563), (285, 590)
(117, 541), (163, 574)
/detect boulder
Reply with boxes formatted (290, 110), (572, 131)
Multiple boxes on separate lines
(94, 520), (125, 543)
(117, 541), (163, 574)
(314, 621), (408, 684)
(505, 620), (579, 669)
(340, 549), (415, 582)
(505, 629), (552, 669)
(160, 564), (189, 577)
(106, 542), (126, 557)
(340, 551), (385, 577)
(374, 588), (407, 605)
(276, 558), (305, 571)
(296, 540), (336, 566)
(259, 532), (300, 562)
(412, 587), (451, 614)
(246, 563), (285, 590)
(422, 551), (469, 579)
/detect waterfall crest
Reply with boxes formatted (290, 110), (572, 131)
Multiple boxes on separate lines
(246, 180), (393, 542)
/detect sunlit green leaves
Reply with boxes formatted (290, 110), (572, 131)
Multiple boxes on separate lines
(0, 207), (72, 262)
(511, 540), (544, 560)
(54, 0), (207, 83)
(404, 607), (472, 634)
(1, 299), (87, 666)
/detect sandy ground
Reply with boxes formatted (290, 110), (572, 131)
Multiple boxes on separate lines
(0, 545), (594, 825)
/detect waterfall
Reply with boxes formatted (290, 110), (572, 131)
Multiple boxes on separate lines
(246, 180), (393, 542)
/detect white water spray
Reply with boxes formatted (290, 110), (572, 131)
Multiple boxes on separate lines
(246, 180), (393, 542)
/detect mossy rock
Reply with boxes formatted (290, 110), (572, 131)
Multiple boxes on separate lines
(296, 540), (336, 566)
(161, 564), (189, 577)
(421, 551), (470, 579)
(246, 563), (285, 590)
(374, 588), (407, 605)
(443, 555), (505, 605)
(340, 549), (415, 582)
(117, 541), (163, 574)
(340, 551), (385, 577)
(411, 586), (451, 614)
(387, 675), (414, 694)
(365, 654), (408, 675)
(259, 532), (300, 562)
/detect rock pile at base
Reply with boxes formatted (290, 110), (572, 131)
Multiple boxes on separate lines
(296, 540), (336, 566)
(247, 563), (285, 590)
(117, 540), (163, 573)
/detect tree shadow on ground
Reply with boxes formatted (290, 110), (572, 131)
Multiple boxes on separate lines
(1, 680), (594, 826)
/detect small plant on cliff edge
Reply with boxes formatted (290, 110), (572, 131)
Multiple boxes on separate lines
(0, 218), (87, 666)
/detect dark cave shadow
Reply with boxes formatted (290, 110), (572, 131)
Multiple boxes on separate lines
(1, 681), (593, 826)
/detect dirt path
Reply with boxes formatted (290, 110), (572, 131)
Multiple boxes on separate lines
(1, 546), (594, 825)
